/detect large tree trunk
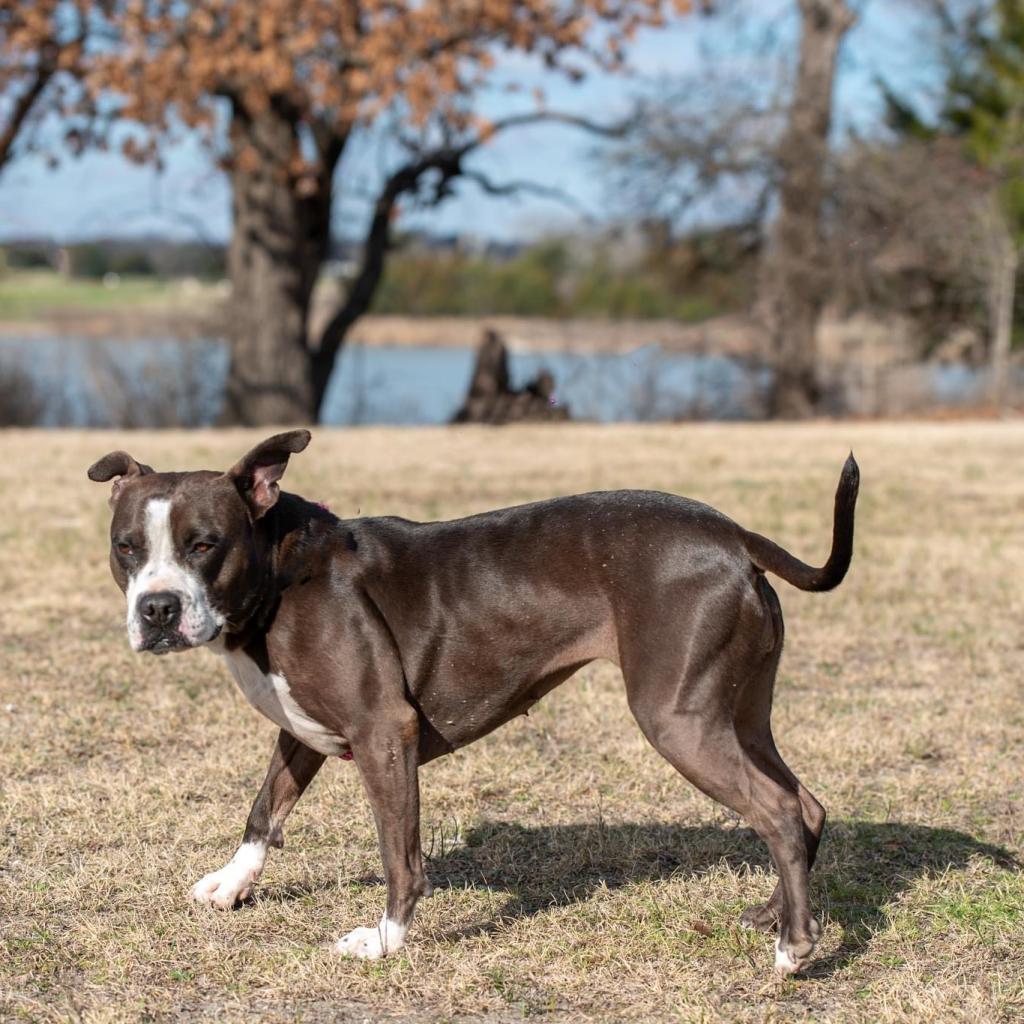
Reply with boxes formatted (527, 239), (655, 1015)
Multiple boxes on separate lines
(220, 102), (335, 426)
(761, 0), (854, 418)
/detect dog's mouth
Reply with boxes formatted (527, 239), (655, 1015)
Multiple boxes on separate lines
(142, 624), (221, 655)
(144, 634), (188, 655)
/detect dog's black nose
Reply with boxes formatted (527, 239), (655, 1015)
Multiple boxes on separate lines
(139, 591), (182, 629)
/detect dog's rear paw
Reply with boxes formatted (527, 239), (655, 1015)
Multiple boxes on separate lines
(740, 902), (780, 933)
(190, 863), (255, 910)
(334, 918), (407, 960)
(773, 922), (821, 978)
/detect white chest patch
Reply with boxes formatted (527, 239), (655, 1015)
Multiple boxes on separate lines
(221, 649), (348, 757)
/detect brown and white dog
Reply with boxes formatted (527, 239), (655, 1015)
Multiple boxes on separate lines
(88, 431), (858, 974)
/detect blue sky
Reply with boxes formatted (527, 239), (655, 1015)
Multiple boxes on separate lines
(0, 0), (944, 245)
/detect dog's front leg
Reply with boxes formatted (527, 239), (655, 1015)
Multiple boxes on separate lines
(192, 730), (326, 909)
(334, 705), (429, 960)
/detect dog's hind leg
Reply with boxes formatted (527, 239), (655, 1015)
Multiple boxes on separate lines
(334, 702), (430, 961)
(623, 606), (821, 975)
(632, 701), (821, 975)
(730, 581), (826, 935)
(734, 743), (825, 935)
(192, 730), (326, 909)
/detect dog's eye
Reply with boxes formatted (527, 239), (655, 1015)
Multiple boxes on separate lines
(116, 542), (133, 557)
(190, 541), (215, 556)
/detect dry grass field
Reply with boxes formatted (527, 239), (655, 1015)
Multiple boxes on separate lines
(1, 422), (1022, 1023)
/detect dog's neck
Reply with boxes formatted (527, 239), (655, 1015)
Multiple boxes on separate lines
(220, 492), (341, 655)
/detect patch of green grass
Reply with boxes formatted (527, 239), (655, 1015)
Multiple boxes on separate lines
(0, 269), (174, 319)
(921, 876), (1024, 936)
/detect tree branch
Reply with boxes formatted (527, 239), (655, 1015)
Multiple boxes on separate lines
(308, 112), (349, 169)
(460, 169), (591, 216)
(308, 108), (627, 416)
(919, 0), (960, 38)
(309, 147), (460, 412)
(0, 44), (58, 172)
(468, 110), (632, 146)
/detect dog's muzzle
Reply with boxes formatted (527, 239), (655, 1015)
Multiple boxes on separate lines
(137, 590), (187, 654)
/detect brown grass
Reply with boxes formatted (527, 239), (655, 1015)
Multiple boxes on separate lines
(1, 422), (1022, 1023)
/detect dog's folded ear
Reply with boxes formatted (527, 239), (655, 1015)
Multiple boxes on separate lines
(87, 451), (155, 506)
(227, 429), (311, 520)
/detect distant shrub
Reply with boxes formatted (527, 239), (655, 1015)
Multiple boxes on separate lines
(373, 245), (563, 316)
(570, 254), (720, 320)
(0, 361), (46, 426)
(371, 236), (737, 321)
(1, 239), (226, 280)
(71, 244), (156, 279)
(2, 244), (54, 271)
(83, 339), (225, 427)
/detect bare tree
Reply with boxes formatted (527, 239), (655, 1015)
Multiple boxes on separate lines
(603, 69), (780, 242)
(828, 140), (992, 348)
(604, 0), (858, 417)
(881, 0), (1024, 407)
(309, 112), (628, 422)
(758, 0), (856, 417)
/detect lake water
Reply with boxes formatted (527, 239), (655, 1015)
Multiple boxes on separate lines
(325, 342), (772, 425)
(0, 335), (773, 427)
(0, 334), (1004, 427)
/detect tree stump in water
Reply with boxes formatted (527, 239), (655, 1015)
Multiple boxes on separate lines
(451, 329), (570, 424)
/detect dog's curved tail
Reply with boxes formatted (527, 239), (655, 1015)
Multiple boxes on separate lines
(742, 453), (859, 592)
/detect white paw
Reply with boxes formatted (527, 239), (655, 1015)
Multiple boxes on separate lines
(334, 917), (407, 960)
(191, 842), (266, 910)
(774, 938), (804, 977)
(334, 925), (387, 960)
(191, 862), (255, 909)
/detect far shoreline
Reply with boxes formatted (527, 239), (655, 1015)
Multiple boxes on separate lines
(0, 308), (767, 361)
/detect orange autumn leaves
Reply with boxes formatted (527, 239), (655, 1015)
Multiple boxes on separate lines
(0, 1), (95, 165)
(3, 0), (691, 171)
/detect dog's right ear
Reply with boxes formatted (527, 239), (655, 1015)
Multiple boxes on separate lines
(227, 429), (311, 520)
(87, 452), (155, 506)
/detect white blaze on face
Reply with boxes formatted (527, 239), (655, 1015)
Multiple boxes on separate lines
(125, 497), (224, 650)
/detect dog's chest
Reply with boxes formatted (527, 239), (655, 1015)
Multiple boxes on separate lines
(221, 649), (348, 757)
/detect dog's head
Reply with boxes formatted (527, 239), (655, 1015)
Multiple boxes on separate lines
(88, 430), (310, 655)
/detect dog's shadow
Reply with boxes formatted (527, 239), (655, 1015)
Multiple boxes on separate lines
(414, 819), (1018, 974)
(274, 819), (1018, 975)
